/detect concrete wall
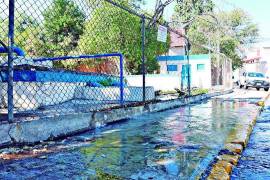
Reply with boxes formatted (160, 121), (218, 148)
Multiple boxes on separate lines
(126, 74), (181, 91)
(0, 82), (155, 111)
(190, 59), (212, 89)
(0, 82), (82, 110)
(159, 60), (181, 76)
(74, 86), (155, 102)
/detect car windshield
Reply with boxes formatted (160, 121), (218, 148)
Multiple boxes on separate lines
(248, 72), (264, 77)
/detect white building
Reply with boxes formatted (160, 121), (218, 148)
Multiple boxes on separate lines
(156, 29), (212, 89)
(157, 54), (212, 89)
(241, 42), (270, 76)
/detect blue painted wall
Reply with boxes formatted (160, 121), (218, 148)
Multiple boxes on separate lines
(157, 54), (210, 61)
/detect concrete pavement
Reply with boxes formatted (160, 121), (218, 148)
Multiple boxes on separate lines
(231, 99), (270, 179)
(226, 88), (270, 179)
(215, 88), (269, 100)
(205, 88), (270, 179)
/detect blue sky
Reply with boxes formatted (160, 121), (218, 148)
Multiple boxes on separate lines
(143, 0), (270, 40)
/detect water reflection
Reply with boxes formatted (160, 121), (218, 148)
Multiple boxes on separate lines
(0, 99), (259, 179)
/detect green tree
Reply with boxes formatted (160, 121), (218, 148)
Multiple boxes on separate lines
(42, 0), (86, 57)
(0, 13), (40, 57)
(0, 18), (8, 46)
(172, 0), (214, 30)
(186, 9), (258, 70)
(14, 14), (41, 56)
(78, 0), (169, 74)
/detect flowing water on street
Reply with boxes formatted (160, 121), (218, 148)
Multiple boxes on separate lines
(231, 105), (270, 179)
(0, 99), (259, 179)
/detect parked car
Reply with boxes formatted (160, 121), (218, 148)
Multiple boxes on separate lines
(239, 72), (269, 91)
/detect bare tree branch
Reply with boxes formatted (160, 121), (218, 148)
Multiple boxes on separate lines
(148, 0), (175, 27)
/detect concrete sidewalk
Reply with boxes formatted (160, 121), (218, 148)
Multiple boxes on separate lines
(231, 101), (270, 179)
(216, 88), (269, 100)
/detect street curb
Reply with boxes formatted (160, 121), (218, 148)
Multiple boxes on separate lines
(204, 92), (270, 180)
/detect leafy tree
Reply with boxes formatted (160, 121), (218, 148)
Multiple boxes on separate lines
(78, 0), (169, 74)
(218, 9), (258, 45)
(0, 18), (8, 48)
(186, 9), (258, 70)
(0, 13), (40, 57)
(42, 0), (86, 57)
(14, 14), (41, 56)
(172, 0), (214, 30)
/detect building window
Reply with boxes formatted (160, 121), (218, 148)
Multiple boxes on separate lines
(167, 65), (178, 71)
(197, 64), (205, 71)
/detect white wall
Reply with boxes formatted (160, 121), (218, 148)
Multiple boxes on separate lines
(168, 47), (185, 56)
(190, 59), (212, 89)
(159, 61), (181, 75)
(0, 82), (155, 111)
(75, 86), (155, 102)
(0, 82), (82, 111)
(126, 74), (181, 91)
(243, 44), (270, 77)
(158, 58), (212, 89)
(261, 47), (270, 76)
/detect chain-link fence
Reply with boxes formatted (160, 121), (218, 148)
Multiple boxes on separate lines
(1, 0), (224, 123)
(0, 0), (161, 122)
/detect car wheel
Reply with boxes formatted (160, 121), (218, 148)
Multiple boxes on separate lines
(264, 88), (269, 91)
(239, 85), (243, 89)
(256, 87), (260, 91)
(245, 85), (248, 89)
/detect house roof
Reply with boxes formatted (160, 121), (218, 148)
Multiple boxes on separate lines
(170, 29), (185, 48)
(243, 56), (261, 64)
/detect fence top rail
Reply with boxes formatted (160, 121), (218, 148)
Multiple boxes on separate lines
(104, 0), (144, 18)
(32, 53), (123, 62)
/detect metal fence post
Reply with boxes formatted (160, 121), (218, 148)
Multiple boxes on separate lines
(7, 0), (15, 122)
(119, 54), (124, 105)
(141, 15), (146, 102)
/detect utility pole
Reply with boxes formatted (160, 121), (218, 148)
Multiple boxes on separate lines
(216, 29), (220, 86)
(187, 41), (191, 96)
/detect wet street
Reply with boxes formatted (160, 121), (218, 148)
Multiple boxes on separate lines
(231, 100), (270, 179)
(0, 98), (260, 179)
(216, 87), (268, 100)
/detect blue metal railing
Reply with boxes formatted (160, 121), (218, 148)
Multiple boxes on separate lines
(0, 46), (25, 57)
(33, 53), (125, 105)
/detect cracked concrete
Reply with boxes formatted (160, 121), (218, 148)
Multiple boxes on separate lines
(0, 123), (12, 146)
